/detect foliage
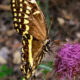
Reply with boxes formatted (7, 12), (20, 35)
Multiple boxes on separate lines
(0, 64), (13, 78)
(38, 61), (53, 75)
(37, 0), (40, 6)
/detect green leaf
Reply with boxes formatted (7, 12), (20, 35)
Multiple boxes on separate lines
(37, 0), (40, 6)
(5, 68), (13, 75)
(38, 64), (52, 71)
(0, 65), (7, 71)
(38, 62), (53, 71)
(22, 77), (25, 80)
(38, 61), (53, 75)
(0, 65), (13, 78)
(0, 72), (6, 78)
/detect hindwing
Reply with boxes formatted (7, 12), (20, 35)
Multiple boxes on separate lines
(21, 36), (44, 79)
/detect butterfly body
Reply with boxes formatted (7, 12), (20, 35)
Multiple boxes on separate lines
(11, 0), (51, 79)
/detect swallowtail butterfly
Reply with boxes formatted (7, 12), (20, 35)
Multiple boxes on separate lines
(11, 0), (51, 79)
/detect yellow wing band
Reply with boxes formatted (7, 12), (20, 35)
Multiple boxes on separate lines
(28, 35), (33, 67)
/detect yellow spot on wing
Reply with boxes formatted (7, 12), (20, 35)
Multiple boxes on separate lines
(17, 29), (19, 33)
(20, 0), (22, 2)
(13, 4), (15, 7)
(19, 19), (21, 22)
(26, 10), (30, 14)
(33, 11), (40, 15)
(12, 0), (15, 3)
(23, 68), (26, 73)
(20, 65), (23, 69)
(24, 1), (28, 4)
(27, 73), (31, 79)
(19, 13), (21, 16)
(13, 9), (16, 11)
(28, 35), (33, 67)
(14, 13), (17, 16)
(14, 18), (17, 21)
(24, 19), (29, 24)
(22, 25), (29, 35)
(14, 23), (18, 27)
(19, 24), (22, 28)
(27, 6), (32, 10)
(23, 31), (28, 35)
(25, 25), (29, 31)
(24, 14), (29, 18)
(30, 0), (36, 3)
(20, 4), (23, 7)
(22, 57), (25, 61)
(22, 40), (26, 45)
(22, 48), (25, 53)
(20, 8), (23, 11)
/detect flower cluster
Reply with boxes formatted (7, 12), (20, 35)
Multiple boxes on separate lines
(54, 43), (80, 80)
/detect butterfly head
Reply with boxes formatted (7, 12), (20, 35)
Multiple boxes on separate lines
(43, 39), (51, 54)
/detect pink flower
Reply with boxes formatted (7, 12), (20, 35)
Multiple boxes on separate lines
(54, 43), (80, 80)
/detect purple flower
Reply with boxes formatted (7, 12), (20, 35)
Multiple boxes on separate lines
(54, 43), (80, 80)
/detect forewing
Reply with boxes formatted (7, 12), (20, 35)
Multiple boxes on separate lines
(11, 0), (48, 41)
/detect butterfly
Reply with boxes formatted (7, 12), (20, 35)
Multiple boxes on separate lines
(11, 0), (51, 79)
